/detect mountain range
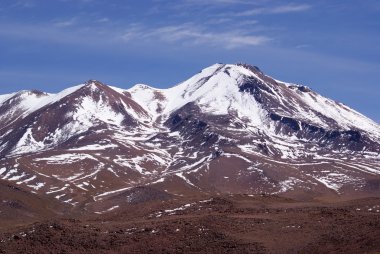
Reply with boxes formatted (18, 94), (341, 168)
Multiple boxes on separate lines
(0, 63), (379, 214)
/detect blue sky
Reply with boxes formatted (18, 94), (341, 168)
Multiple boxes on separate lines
(0, 0), (379, 121)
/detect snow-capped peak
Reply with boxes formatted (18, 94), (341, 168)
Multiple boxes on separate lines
(129, 83), (156, 91)
(1, 63), (379, 158)
(27, 84), (86, 113)
(126, 63), (380, 139)
(159, 64), (266, 121)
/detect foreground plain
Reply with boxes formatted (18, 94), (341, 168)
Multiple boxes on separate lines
(1, 190), (380, 254)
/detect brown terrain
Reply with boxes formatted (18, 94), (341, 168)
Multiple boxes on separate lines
(0, 184), (380, 254)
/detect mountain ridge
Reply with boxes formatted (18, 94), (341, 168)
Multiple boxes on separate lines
(0, 63), (379, 212)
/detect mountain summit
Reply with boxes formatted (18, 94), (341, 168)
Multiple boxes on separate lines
(0, 63), (379, 209)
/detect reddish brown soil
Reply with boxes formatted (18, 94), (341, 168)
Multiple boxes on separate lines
(1, 194), (380, 254)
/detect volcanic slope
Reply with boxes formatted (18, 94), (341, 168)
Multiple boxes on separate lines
(0, 63), (379, 213)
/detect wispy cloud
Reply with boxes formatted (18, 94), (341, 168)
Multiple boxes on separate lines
(14, 0), (35, 8)
(59, 0), (95, 3)
(182, 0), (254, 5)
(0, 20), (270, 50)
(159, 0), (259, 14)
(233, 4), (312, 16)
(121, 23), (270, 49)
(270, 4), (311, 14)
(54, 17), (77, 27)
(97, 17), (110, 23)
(0, 0), (308, 50)
(206, 18), (233, 24)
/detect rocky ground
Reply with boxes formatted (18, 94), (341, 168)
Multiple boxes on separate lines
(1, 194), (380, 254)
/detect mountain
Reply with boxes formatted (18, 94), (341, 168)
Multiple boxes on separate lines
(0, 63), (379, 213)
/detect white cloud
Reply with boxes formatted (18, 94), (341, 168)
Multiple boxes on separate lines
(97, 18), (110, 23)
(183, 0), (253, 5)
(12, 0), (35, 8)
(238, 20), (259, 25)
(270, 4), (311, 14)
(59, 0), (94, 2)
(54, 17), (77, 27)
(121, 23), (270, 49)
(206, 18), (233, 24)
(216, 4), (312, 16)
